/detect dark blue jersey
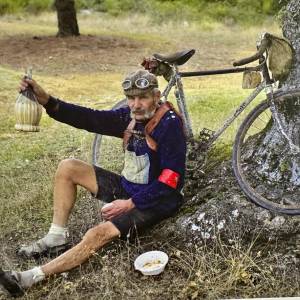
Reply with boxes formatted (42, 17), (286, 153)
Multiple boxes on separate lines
(45, 97), (186, 211)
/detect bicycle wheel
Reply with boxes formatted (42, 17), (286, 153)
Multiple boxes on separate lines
(233, 97), (300, 215)
(92, 98), (127, 166)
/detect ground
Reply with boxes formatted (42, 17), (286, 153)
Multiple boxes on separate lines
(0, 35), (144, 75)
(1, 12), (298, 300)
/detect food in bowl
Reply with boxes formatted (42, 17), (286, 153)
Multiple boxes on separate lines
(143, 259), (162, 269)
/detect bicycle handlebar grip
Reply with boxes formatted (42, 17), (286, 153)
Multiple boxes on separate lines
(233, 39), (269, 67)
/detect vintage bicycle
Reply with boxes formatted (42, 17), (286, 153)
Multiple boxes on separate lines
(92, 32), (300, 215)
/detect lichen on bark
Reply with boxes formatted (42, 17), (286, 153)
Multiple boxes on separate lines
(247, 0), (300, 193)
(281, 0), (300, 90)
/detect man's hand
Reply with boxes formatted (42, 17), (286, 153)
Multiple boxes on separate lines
(19, 78), (50, 106)
(101, 199), (135, 221)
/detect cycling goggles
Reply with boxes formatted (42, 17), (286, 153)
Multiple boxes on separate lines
(122, 77), (157, 91)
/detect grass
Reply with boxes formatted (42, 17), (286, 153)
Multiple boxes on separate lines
(2, 234), (298, 299)
(0, 0), (284, 25)
(1, 11), (298, 300)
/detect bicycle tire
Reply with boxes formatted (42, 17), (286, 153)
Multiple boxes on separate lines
(92, 98), (127, 166)
(233, 96), (300, 215)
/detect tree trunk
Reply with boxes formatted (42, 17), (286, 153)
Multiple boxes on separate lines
(54, 0), (80, 37)
(248, 0), (300, 194)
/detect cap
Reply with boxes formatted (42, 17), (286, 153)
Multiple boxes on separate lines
(122, 70), (158, 96)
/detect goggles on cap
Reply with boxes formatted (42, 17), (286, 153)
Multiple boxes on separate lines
(122, 77), (156, 91)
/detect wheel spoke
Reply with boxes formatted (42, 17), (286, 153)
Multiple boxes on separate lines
(233, 97), (300, 215)
(282, 197), (297, 206)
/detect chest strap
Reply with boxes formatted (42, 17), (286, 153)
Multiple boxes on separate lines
(123, 118), (136, 151)
(123, 101), (179, 152)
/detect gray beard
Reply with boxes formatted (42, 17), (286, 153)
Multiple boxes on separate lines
(130, 108), (156, 120)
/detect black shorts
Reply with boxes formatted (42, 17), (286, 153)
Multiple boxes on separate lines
(92, 165), (180, 238)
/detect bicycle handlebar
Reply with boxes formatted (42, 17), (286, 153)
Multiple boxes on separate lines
(233, 36), (269, 67)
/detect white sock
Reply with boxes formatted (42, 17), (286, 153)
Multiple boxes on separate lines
(48, 223), (69, 238)
(18, 267), (45, 288)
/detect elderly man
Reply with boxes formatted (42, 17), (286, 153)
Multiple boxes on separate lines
(0, 70), (186, 297)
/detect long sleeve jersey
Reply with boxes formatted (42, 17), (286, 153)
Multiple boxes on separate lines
(44, 97), (187, 212)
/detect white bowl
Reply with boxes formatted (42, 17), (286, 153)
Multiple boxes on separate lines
(134, 251), (169, 276)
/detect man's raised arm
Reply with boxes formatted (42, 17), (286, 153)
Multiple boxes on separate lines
(20, 78), (130, 137)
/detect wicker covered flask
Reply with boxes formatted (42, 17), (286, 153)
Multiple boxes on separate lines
(15, 68), (42, 132)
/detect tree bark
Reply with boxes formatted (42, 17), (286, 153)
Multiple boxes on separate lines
(54, 0), (80, 37)
(247, 0), (300, 194)
(282, 0), (300, 89)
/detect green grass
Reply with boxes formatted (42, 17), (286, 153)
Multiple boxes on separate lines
(0, 0), (285, 26)
(1, 11), (296, 300)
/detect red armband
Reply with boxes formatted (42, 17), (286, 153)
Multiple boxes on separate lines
(158, 169), (180, 189)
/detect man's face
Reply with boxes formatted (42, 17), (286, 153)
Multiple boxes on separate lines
(127, 90), (160, 121)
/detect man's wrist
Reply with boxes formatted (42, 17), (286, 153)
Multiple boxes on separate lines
(43, 95), (59, 111)
(127, 198), (135, 209)
(39, 94), (50, 105)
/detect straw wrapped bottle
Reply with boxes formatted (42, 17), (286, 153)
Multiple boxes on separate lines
(15, 68), (42, 132)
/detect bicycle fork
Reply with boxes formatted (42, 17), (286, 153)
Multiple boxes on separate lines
(266, 85), (300, 155)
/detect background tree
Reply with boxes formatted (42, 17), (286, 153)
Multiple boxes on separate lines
(54, 0), (79, 37)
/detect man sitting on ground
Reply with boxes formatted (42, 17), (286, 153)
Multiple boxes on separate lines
(0, 70), (186, 297)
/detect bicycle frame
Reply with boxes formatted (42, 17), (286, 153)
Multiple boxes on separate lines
(161, 64), (268, 148)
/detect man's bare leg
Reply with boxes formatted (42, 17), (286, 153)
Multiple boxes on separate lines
(18, 158), (99, 257)
(52, 158), (98, 226)
(2, 222), (121, 294)
(7, 160), (122, 294)
(42, 222), (120, 275)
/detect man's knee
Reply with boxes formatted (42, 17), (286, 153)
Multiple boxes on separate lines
(55, 158), (81, 182)
(82, 222), (120, 249)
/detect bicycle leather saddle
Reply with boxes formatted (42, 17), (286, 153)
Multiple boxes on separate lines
(153, 49), (195, 65)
